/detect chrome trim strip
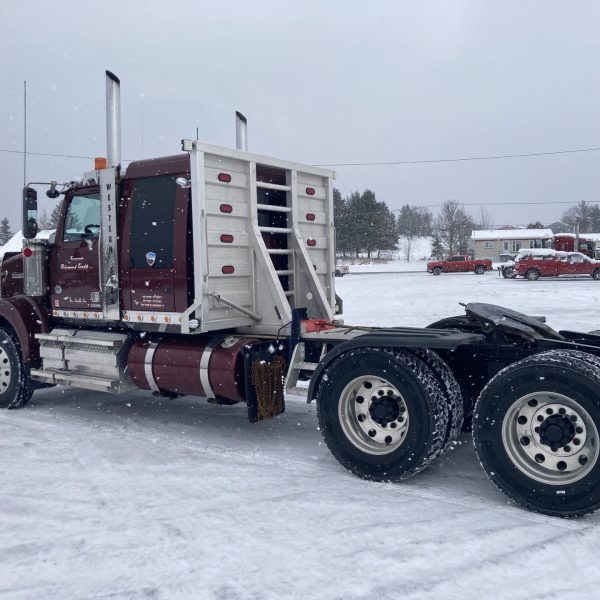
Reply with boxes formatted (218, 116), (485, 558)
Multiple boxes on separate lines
(144, 342), (159, 393)
(199, 337), (224, 399)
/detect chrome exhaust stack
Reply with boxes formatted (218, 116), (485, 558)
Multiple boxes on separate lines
(106, 70), (121, 168)
(235, 111), (248, 151)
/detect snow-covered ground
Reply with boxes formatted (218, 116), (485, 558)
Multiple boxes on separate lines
(2, 270), (600, 599)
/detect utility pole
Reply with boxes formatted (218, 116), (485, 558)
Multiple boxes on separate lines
(23, 80), (27, 185)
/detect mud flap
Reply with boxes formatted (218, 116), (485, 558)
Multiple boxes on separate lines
(243, 341), (287, 423)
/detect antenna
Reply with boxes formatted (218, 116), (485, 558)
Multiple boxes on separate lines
(23, 80), (27, 186)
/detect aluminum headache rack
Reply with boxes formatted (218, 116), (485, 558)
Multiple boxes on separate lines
(180, 139), (338, 336)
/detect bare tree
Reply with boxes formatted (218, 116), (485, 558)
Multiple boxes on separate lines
(477, 207), (493, 230)
(432, 200), (476, 256)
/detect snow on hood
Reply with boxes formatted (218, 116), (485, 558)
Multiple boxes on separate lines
(0, 229), (55, 260)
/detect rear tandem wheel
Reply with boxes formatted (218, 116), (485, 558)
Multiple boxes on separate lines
(474, 350), (600, 517)
(316, 347), (451, 481)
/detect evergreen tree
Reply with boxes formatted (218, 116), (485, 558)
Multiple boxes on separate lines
(333, 188), (352, 256)
(47, 202), (63, 229)
(0, 218), (12, 245)
(38, 209), (51, 230)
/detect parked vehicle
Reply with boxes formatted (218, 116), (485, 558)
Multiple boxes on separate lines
(427, 255), (492, 275)
(553, 234), (598, 259)
(514, 249), (600, 280)
(5, 71), (600, 517)
(334, 264), (349, 277)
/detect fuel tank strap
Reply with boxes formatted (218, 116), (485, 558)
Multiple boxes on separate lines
(144, 342), (160, 392)
(199, 336), (226, 399)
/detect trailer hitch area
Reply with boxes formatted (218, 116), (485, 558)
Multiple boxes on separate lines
(463, 302), (564, 342)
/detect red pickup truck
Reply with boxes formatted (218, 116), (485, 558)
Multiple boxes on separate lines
(515, 250), (600, 280)
(427, 255), (492, 275)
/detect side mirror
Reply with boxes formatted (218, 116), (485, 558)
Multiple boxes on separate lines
(22, 187), (38, 239)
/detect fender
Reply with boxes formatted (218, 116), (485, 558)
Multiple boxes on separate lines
(306, 328), (485, 404)
(0, 295), (50, 362)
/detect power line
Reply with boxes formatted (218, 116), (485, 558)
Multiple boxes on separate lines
(2, 144), (600, 167)
(314, 146), (600, 167)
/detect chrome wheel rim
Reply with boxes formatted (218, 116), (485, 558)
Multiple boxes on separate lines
(338, 376), (409, 455)
(0, 346), (12, 395)
(502, 391), (599, 485)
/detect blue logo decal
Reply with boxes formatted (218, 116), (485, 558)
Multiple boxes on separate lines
(146, 252), (156, 267)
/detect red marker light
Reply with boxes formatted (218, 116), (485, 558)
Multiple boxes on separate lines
(307, 239), (317, 247)
(218, 173), (232, 183)
(222, 265), (235, 274)
(220, 234), (234, 243)
(220, 204), (233, 213)
(23, 247), (33, 258)
(306, 187), (315, 196)
(306, 213), (316, 221)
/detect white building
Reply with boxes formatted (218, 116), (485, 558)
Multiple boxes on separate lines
(471, 228), (554, 262)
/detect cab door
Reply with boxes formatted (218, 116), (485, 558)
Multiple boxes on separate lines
(50, 189), (102, 314)
(120, 174), (191, 315)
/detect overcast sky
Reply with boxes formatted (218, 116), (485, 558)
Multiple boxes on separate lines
(2, 0), (600, 229)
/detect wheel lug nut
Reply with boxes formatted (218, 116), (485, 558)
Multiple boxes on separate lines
(564, 445), (571, 452)
(520, 436), (530, 446)
(356, 396), (364, 404)
(570, 415), (578, 422)
(558, 407), (566, 415)
(537, 415), (544, 422)
(390, 422), (397, 429)
(546, 408), (554, 415)
(573, 438), (581, 445)
(576, 427), (583, 434)
(535, 427), (540, 433)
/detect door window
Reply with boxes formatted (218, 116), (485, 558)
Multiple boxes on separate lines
(62, 193), (101, 241)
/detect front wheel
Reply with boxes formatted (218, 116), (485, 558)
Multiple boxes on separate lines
(502, 266), (517, 279)
(592, 269), (600, 280)
(316, 348), (449, 481)
(526, 269), (540, 281)
(432, 267), (442, 276)
(0, 329), (34, 409)
(474, 265), (485, 275)
(473, 350), (600, 516)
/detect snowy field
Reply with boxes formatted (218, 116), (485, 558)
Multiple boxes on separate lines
(2, 270), (600, 599)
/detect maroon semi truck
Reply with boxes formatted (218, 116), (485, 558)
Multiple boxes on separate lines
(2, 71), (600, 517)
(553, 234), (598, 259)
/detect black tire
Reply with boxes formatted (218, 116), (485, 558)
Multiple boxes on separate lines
(526, 269), (540, 281)
(474, 265), (485, 275)
(410, 348), (464, 450)
(502, 266), (517, 279)
(316, 347), (449, 481)
(0, 328), (34, 409)
(473, 350), (600, 517)
(432, 267), (442, 276)
(592, 269), (600, 280)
